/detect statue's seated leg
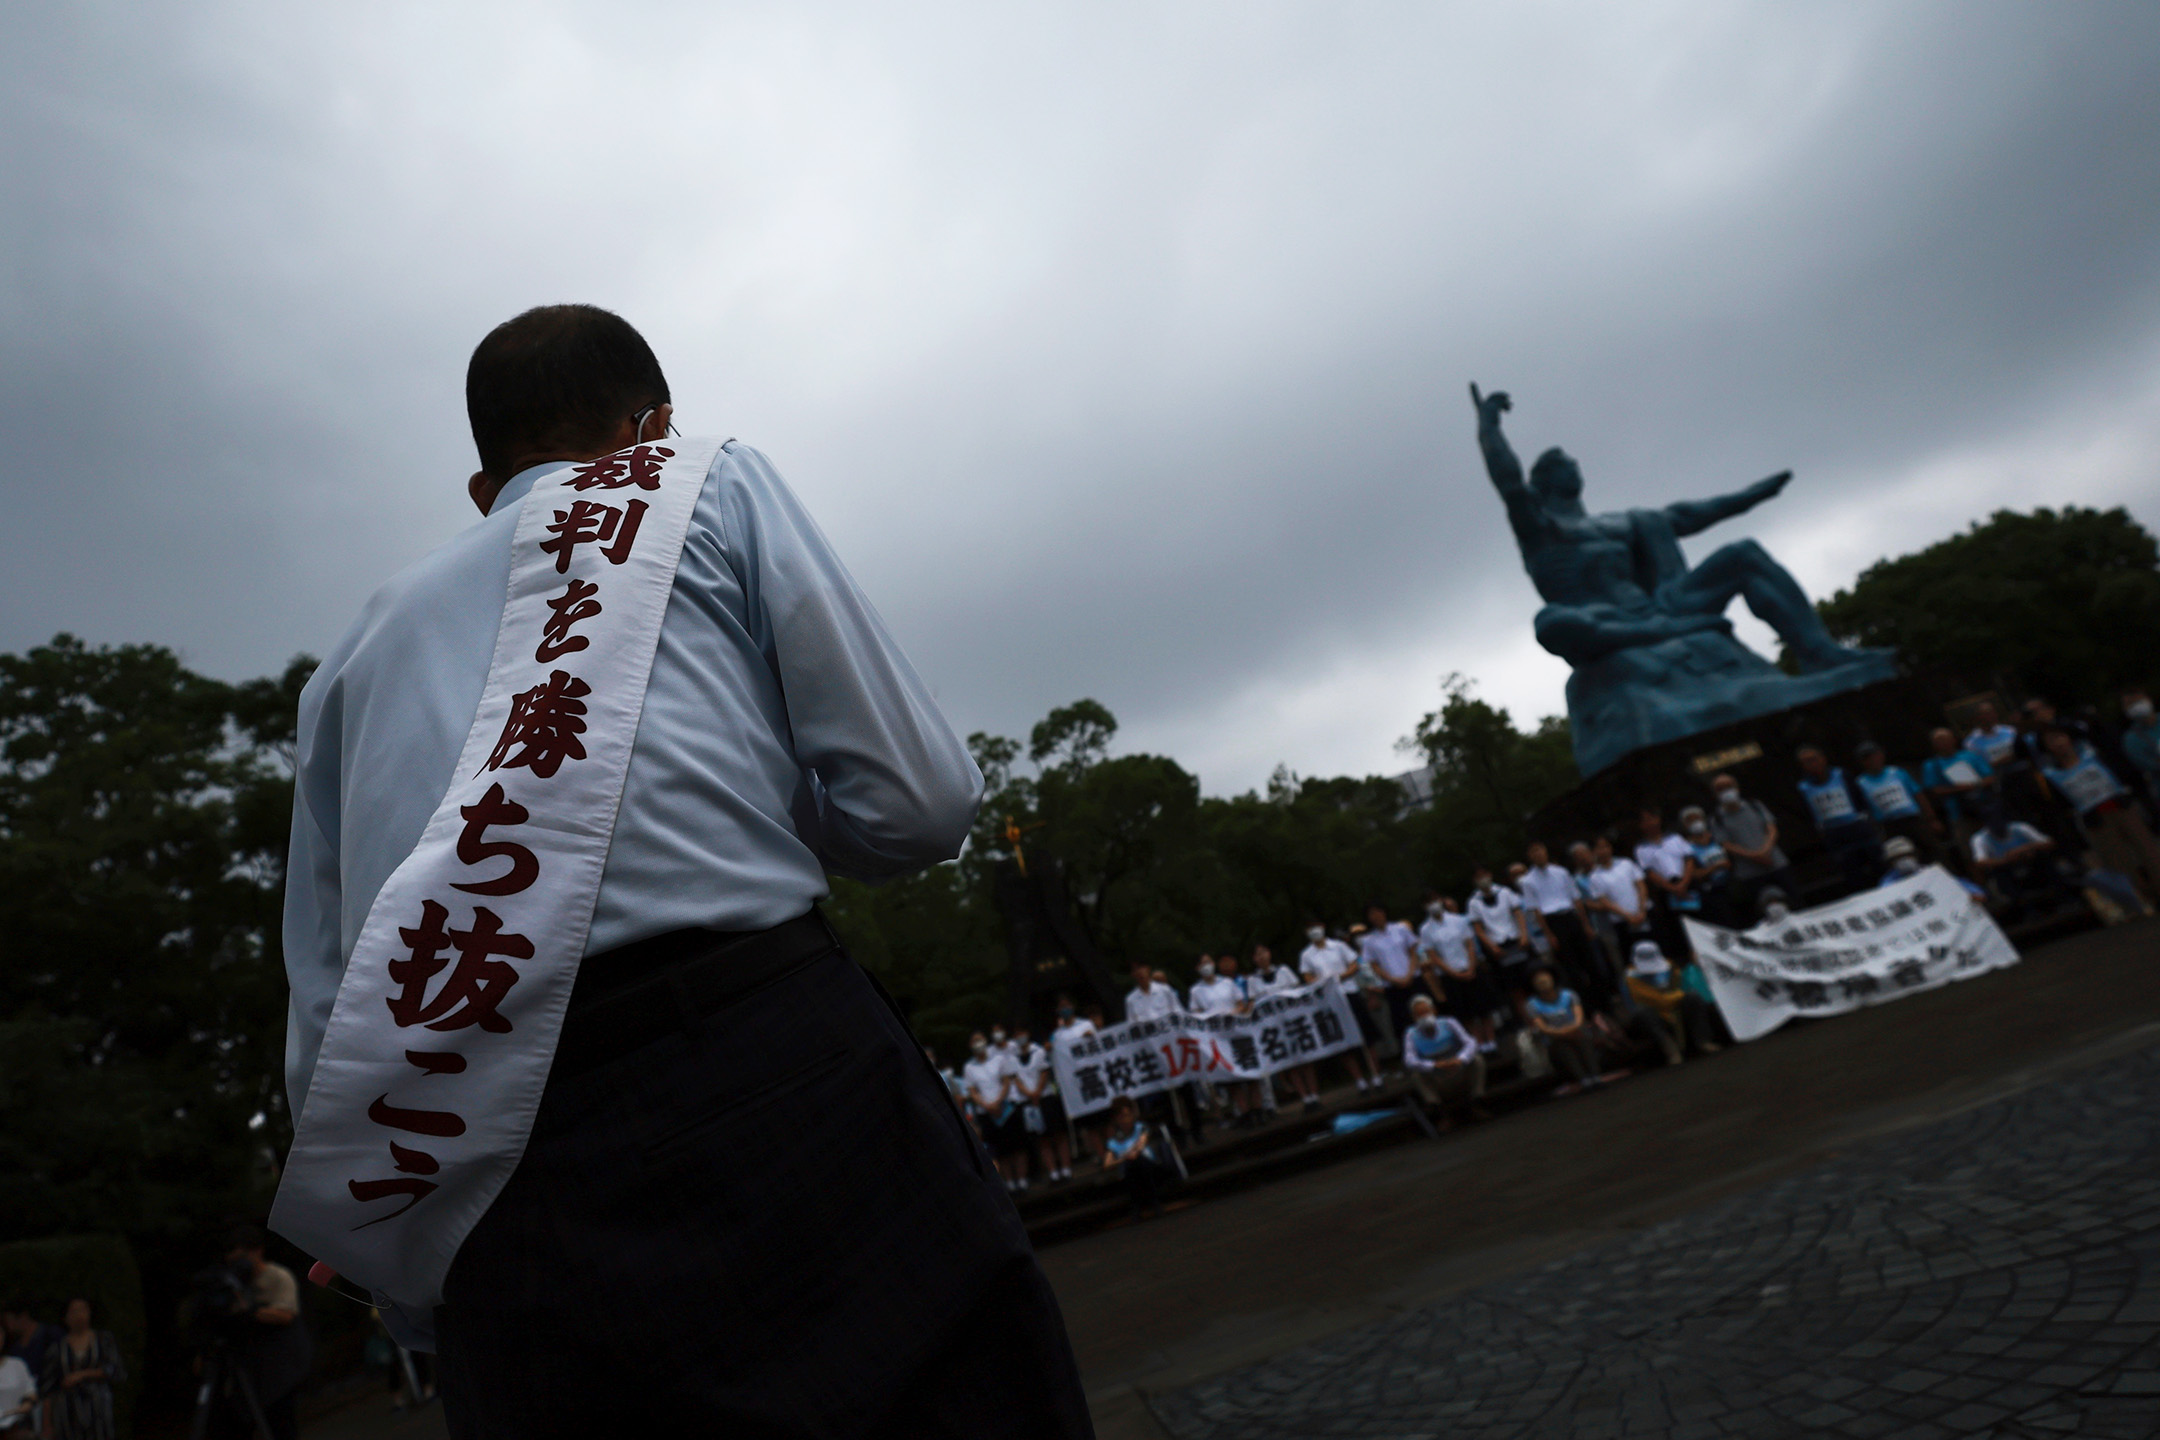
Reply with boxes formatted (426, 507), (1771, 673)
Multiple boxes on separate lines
(1661, 539), (1866, 672)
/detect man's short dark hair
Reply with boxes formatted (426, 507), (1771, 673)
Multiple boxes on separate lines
(466, 305), (670, 479)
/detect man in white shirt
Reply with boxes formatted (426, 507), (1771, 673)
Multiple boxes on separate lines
(1009, 1027), (1071, 1185)
(962, 1032), (1026, 1189)
(1418, 894), (1499, 1049)
(1584, 836), (1651, 959)
(280, 306), (1086, 1433)
(1360, 903), (1435, 1058)
(1633, 808), (1700, 964)
(1465, 868), (1538, 1008)
(1299, 924), (1379, 1091)
(1124, 960), (1182, 1022)
(1186, 956), (1242, 1017)
(1520, 841), (1609, 1011)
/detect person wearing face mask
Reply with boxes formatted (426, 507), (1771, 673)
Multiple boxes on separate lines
(1676, 806), (1735, 927)
(1360, 903), (1438, 1066)
(961, 1031), (1028, 1191)
(1009, 1028), (1072, 1185)
(988, 1025), (1014, 1059)
(1465, 868), (1538, 1006)
(1400, 996), (1490, 1131)
(1755, 886), (1793, 927)
(1706, 773), (1794, 915)
(1582, 837), (1652, 957)
(1246, 945), (1319, 1108)
(1419, 893), (1500, 1052)
(1623, 940), (1723, 1064)
(1299, 924), (1381, 1093)
(1187, 956), (1257, 1128)
(1879, 837), (1986, 900)
(1048, 1000), (1110, 1169)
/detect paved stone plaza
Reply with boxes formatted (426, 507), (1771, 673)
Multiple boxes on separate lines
(1152, 1043), (2160, 1440)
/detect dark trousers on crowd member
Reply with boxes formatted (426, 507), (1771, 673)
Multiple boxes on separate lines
(1821, 821), (1885, 896)
(1541, 1030), (1601, 1085)
(434, 928), (1093, 1440)
(1645, 893), (1694, 964)
(1121, 1152), (1175, 1216)
(1383, 981), (1425, 1050)
(1539, 910), (1611, 1012)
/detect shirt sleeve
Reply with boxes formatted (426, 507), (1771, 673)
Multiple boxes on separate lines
(281, 668), (349, 1117)
(714, 446), (984, 880)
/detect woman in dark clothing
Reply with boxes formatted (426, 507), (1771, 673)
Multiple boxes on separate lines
(40, 1299), (123, 1440)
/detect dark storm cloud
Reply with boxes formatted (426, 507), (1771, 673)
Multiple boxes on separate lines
(2, 2), (2157, 791)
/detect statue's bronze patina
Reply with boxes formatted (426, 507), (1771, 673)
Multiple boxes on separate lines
(1470, 384), (1896, 775)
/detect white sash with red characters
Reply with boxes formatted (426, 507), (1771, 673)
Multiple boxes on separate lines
(272, 437), (724, 1309)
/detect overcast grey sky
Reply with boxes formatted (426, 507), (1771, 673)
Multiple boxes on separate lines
(4, 1), (2157, 793)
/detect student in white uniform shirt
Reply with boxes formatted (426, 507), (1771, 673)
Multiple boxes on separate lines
(1189, 956), (1263, 1126)
(1246, 945), (1318, 1109)
(1124, 960), (1182, 1023)
(1632, 808), (1699, 965)
(1359, 903), (1436, 1060)
(1299, 924), (1380, 1092)
(1583, 836), (1652, 961)
(1521, 841), (1610, 1010)
(1465, 867), (1538, 1004)
(961, 1032), (1027, 1190)
(1048, 1000), (1106, 1167)
(1009, 1028), (1073, 1184)
(1418, 893), (1500, 1051)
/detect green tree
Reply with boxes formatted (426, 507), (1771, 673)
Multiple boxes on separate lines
(1816, 506), (2160, 705)
(0, 635), (312, 1421)
(1400, 674), (1576, 883)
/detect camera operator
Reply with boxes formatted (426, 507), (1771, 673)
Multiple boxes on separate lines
(214, 1225), (311, 1440)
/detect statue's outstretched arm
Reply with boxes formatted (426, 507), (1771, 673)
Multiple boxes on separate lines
(1665, 470), (1792, 537)
(1469, 383), (1545, 543)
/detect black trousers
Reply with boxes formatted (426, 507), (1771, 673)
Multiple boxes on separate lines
(434, 947), (1093, 1440)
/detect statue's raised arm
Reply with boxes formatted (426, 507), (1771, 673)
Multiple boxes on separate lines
(1663, 469), (1793, 538)
(1469, 383), (1547, 552)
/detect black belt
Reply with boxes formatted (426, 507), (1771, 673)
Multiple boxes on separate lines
(551, 909), (842, 1080)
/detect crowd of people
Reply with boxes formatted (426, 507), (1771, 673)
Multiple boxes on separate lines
(0, 1226), (309, 1440)
(937, 691), (2160, 1216)
(0, 1300), (124, 1440)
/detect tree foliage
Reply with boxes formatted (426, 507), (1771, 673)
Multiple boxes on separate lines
(1817, 506), (2160, 704)
(0, 635), (314, 1419)
(833, 682), (1575, 1059)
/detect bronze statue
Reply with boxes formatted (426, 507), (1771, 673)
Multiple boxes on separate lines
(1469, 384), (1895, 775)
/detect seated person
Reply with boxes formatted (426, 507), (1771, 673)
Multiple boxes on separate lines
(1880, 836), (1985, 900)
(1623, 940), (1723, 1063)
(1100, 1096), (1174, 1219)
(2037, 725), (2160, 904)
(1400, 996), (1490, 1130)
(1966, 804), (2141, 920)
(1524, 967), (1609, 1095)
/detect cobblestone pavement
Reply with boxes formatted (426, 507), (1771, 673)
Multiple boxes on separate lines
(1152, 1043), (2160, 1440)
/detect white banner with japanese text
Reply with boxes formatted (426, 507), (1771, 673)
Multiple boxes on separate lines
(273, 438), (725, 1309)
(1683, 866), (2018, 1043)
(1051, 980), (1364, 1118)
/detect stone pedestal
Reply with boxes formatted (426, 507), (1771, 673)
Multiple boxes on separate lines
(1531, 672), (1976, 905)
(1565, 629), (1899, 777)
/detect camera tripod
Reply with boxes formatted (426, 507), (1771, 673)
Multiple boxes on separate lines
(188, 1334), (276, 1440)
